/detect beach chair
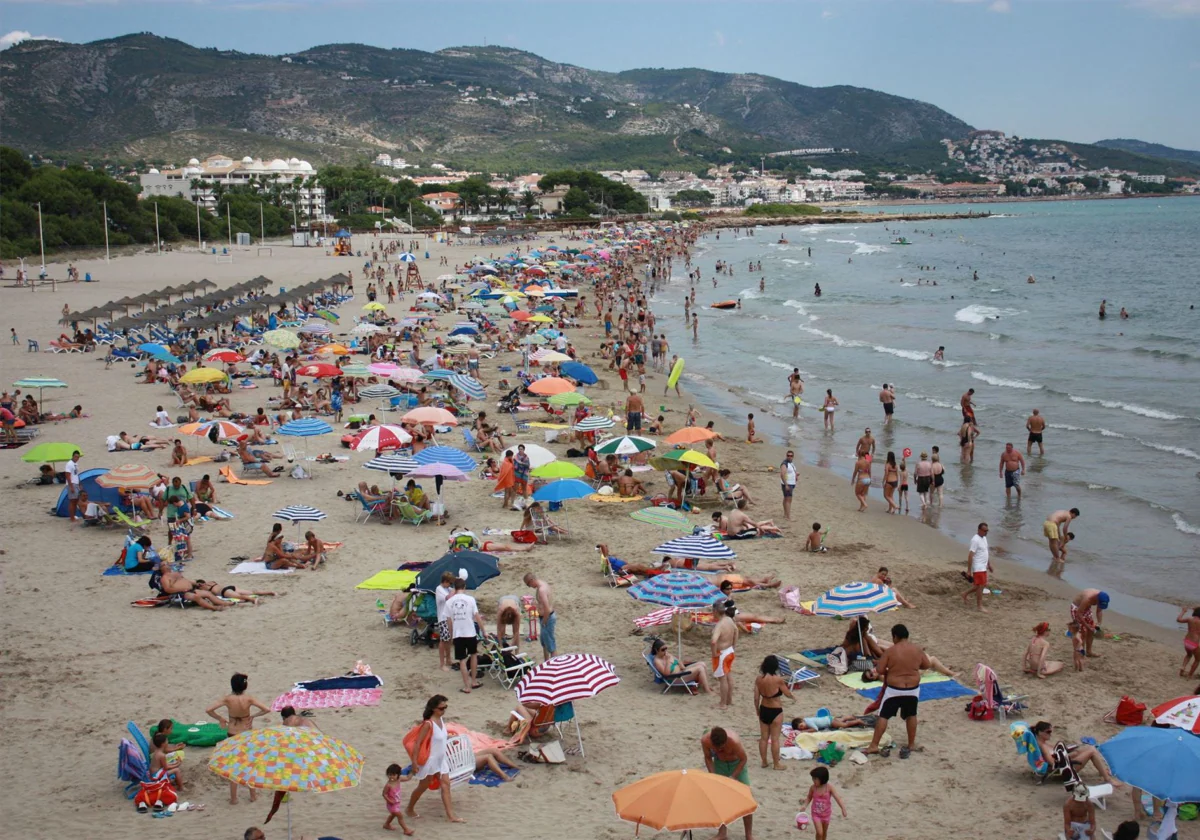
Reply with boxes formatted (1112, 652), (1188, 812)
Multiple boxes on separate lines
(462, 428), (486, 453)
(26, 339), (38, 352)
(485, 636), (535, 690)
(355, 495), (389, 525)
(393, 500), (434, 527)
(598, 547), (636, 588)
(48, 339), (83, 353)
(975, 663), (1029, 721)
(528, 506), (555, 543)
(776, 654), (822, 691)
(444, 735), (475, 788)
(113, 509), (150, 536)
(1012, 723), (1081, 787)
(117, 738), (149, 799)
(643, 651), (699, 695)
(552, 701), (584, 758)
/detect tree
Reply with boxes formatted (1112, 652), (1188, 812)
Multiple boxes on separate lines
(521, 190), (537, 213)
(672, 189), (714, 207)
(494, 187), (512, 215)
(536, 170), (649, 214)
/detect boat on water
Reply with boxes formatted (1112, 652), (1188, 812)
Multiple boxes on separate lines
(891, 237), (912, 245)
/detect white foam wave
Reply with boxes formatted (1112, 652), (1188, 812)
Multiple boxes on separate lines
(1047, 423), (1126, 439)
(988, 333), (1002, 340)
(1067, 395), (1182, 421)
(873, 345), (930, 361)
(855, 243), (887, 255)
(904, 392), (957, 410)
(756, 355), (794, 371)
(1137, 440), (1200, 460)
(989, 288), (1003, 293)
(931, 359), (968, 368)
(748, 390), (788, 405)
(781, 259), (802, 265)
(738, 288), (762, 299)
(971, 371), (1042, 390)
(826, 238), (857, 244)
(799, 325), (864, 348)
(1087, 484), (1114, 491)
(900, 282), (917, 287)
(955, 304), (1021, 325)
(783, 300), (809, 315)
(1173, 514), (1200, 535)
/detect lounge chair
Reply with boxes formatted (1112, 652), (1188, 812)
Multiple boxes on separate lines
(462, 428), (487, 453)
(975, 663), (1029, 721)
(393, 500), (434, 526)
(355, 494), (389, 524)
(528, 506), (555, 543)
(485, 636), (535, 690)
(48, 339), (83, 353)
(776, 654), (821, 691)
(113, 509), (151, 535)
(1012, 723), (1081, 787)
(644, 651), (699, 695)
(445, 735), (475, 788)
(599, 547), (636, 588)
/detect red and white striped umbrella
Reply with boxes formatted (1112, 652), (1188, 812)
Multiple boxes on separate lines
(179, 420), (245, 440)
(1150, 695), (1200, 735)
(351, 424), (413, 452)
(203, 348), (245, 364)
(515, 653), (619, 706)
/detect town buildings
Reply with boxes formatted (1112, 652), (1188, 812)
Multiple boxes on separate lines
(139, 154), (326, 219)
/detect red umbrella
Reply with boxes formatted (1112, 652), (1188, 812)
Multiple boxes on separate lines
(515, 653), (619, 706)
(203, 349), (245, 364)
(511, 311), (533, 321)
(1150, 695), (1200, 735)
(295, 363), (343, 378)
(351, 424), (413, 452)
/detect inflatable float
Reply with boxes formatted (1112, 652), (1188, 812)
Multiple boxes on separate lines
(710, 301), (738, 310)
(667, 358), (685, 391)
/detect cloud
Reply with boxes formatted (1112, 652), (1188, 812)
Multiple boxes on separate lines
(1132, 0), (1200, 15)
(988, 0), (1011, 11)
(0, 30), (61, 50)
(713, 29), (726, 48)
(822, 9), (835, 18)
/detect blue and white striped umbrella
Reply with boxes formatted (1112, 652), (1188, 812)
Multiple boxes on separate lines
(420, 369), (456, 381)
(812, 582), (901, 617)
(398, 252), (417, 262)
(365, 454), (419, 474)
(448, 374), (485, 401)
(414, 446), (477, 472)
(273, 505), (327, 523)
(628, 572), (723, 609)
(574, 416), (615, 432)
(359, 384), (401, 399)
(650, 535), (737, 560)
(297, 321), (332, 335)
(449, 324), (479, 336)
(277, 418), (333, 437)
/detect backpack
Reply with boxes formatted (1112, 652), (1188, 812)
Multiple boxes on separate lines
(1114, 696), (1146, 726)
(966, 695), (995, 721)
(207, 424), (221, 444)
(827, 646), (849, 676)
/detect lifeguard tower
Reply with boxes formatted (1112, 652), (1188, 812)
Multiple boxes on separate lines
(333, 229), (352, 256)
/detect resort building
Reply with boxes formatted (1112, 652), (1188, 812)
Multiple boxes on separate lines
(138, 154), (326, 219)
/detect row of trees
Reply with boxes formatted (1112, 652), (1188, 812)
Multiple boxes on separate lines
(418, 176), (538, 217)
(536, 171), (649, 217)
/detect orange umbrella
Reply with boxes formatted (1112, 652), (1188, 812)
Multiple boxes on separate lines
(528, 377), (575, 396)
(612, 768), (757, 833)
(317, 344), (352, 356)
(401, 406), (458, 426)
(665, 427), (717, 445)
(94, 464), (159, 489)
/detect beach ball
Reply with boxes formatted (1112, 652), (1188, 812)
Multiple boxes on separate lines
(796, 811), (810, 830)
(902, 448), (912, 458)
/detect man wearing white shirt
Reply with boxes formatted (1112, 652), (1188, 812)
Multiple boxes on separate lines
(64, 450), (82, 523)
(961, 522), (993, 613)
(444, 577), (483, 693)
(779, 450), (798, 521)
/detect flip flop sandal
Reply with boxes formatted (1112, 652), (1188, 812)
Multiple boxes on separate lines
(876, 745), (893, 758)
(899, 746), (911, 759)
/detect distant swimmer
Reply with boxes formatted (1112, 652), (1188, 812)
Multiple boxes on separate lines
(1098, 299), (1107, 320)
(932, 346), (945, 362)
(736, 299), (742, 309)
(1027, 275), (1036, 284)
(973, 270), (979, 281)
(778, 237), (789, 245)
(1119, 307), (1129, 319)
(759, 277), (765, 292)
(814, 283), (822, 297)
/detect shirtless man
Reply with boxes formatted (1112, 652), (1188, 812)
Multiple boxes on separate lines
(714, 503), (783, 537)
(700, 727), (754, 840)
(1069, 589), (1108, 659)
(525, 573), (556, 660)
(864, 624), (929, 759)
(1044, 508), (1080, 562)
(616, 469), (645, 497)
(660, 554), (737, 573)
(711, 600), (740, 711)
(856, 428), (876, 458)
(170, 439), (189, 466)
(157, 569), (229, 611)
(1177, 606), (1200, 678)
(999, 443), (1026, 500)
(788, 369), (804, 419)
(206, 672), (271, 803)
(851, 452), (871, 513)
(192, 579), (283, 604)
(1026, 408), (1047, 455)
(879, 384), (896, 426)
(961, 388), (977, 424)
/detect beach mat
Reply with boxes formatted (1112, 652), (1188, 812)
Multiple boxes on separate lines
(837, 671), (951, 691)
(230, 561), (293, 575)
(587, 493), (643, 503)
(784, 726), (890, 753)
(853, 680), (976, 703)
(104, 566), (151, 576)
(272, 688), (382, 711)
(801, 647), (835, 666)
(219, 466), (271, 485)
(184, 456), (213, 466)
(355, 570), (419, 590)
(469, 766), (519, 787)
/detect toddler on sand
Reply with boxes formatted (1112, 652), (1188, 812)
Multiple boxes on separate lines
(383, 763), (414, 834)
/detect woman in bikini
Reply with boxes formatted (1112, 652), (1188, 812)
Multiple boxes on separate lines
(754, 655), (795, 770)
(192, 580), (283, 603)
(205, 673), (272, 803)
(651, 638), (712, 695)
(931, 452), (946, 506)
(263, 529), (310, 570)
(882, 451), (899, 514)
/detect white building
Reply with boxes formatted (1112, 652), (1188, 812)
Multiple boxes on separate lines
(139, 154), (326, 220)
(1133, 173), (1166, 184)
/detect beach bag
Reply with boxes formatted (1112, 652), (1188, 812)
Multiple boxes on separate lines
(402, 723), (442, 790)
(966, 695), (995, 721)
(511, 530), (538, 544)
(1114, 696), (1146, 726)
(827, 646), (849, 676)
(779, 586), (804, 614)
(815, 742), (845, 766)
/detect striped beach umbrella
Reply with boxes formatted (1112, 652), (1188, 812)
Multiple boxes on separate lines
(594, 435), (656, 456)
(359, 384), (400, 399)
(419, 369), (455, 382)
(515, 654), (619, 706)
(573, 415), (615, 433)
(351, 323), (381, 335)
(179, 419), (245, 440)
(398, 252), (417, 262)
(297, 321), (332, 335)
(12, 376), (67, 412)
(1150, 695), (1200, 735)
(339, 364), (372, 379)
(414, 445), (477, 472)
(651, 535), (737, 560)
(630, 507), (692, 532)
(94, 463), (159, 489)
(364, 454), (419, 475)
(448, 374), (485, 401)
(277, 418), (333, 437)
(628, 572), (723, 609)
(812, 581), (901, 617)
(263, 329), (300, 349)
(351, 424), (413, 452)
(273, 505), (327, 524)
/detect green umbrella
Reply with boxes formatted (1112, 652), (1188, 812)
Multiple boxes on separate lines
(13, 376), (67, 413)
(521, 335), (548, 345)
(340, 364), (371, 378)
(548, 391), (592, 407)
(530, 461), (586, 479)
(21, 441), (81, 464)
(594, 435), (657, 456)
(630, 507), (692, 532)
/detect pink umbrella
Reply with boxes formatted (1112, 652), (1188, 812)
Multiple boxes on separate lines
(351, 424), (413, 452)
(368, 362), (402, 377)
(401, 407), (457, 426)
(390, 367), (423, 383)
(406, 462), (469, 524)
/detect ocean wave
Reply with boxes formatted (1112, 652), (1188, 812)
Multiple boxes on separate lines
(873, 345), (930, 361)
(781, 258), (802, 265)
(1136, 439), (1200, 460)
(989, 288), (1004, 293)
(971, 371), (1042, 390)
(798, 325), (865, 348)
(756, 355), (796, 371)
(738, 288), (763, 299)
(855, 243), (887, 255)
(1087, 484), (1114, 491)
(783, 300), (809, 315)
(826, 238), (857, 244)
(748, 390), (788, 405)
(1046, 423), (1127, 438)
(955, 304), (1022, 325)
(904, 392), (958, 410)
(1067, 395), (1182, 421)
(931, 359), (968, 368)
(900, 282), (917, 287)
(1130, 346), (1200, 363)
(756, 315), (781, 321)
(1174, 514), (1200, 535)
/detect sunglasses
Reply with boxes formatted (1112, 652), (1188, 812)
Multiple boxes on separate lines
(437, 705), (448, 711)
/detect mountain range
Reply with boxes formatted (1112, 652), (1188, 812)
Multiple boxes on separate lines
(1095, 138), (1200, 167)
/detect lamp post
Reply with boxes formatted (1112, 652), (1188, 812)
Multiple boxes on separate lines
(36, 201), (46, 277)
(196, 200), (202, 251)
(154, 201), (161, 254)
(102, 200), (110, 262)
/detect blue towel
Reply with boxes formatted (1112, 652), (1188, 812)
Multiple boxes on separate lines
(855, 680), (976, 702)
(469, 766), (519, 787)
(802, 647), (835, 665)
(104, 566), (150, 576)
(295, 675), (382, 691)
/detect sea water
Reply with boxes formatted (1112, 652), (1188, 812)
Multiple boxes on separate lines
(654, 198), (1200, 623)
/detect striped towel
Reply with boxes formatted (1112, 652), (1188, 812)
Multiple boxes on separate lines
(271, 688), (382, 711)
(634, 607), (677, 629)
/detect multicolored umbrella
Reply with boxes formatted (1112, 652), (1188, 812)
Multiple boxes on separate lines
(94, 463), (159, 489)
(420, 369), (455, 382)
(179, 420), (245, 440)
(650, 449), (716, 470)
(414, 445), (477, 472)
(515, 653), (619, 706)
(628, 572), (723, 609)
(613, 769), (757, 834)
(812, 582), (901, 617)
(594, 435), (656, 456)
(651, 535), (736, 560)
(352, 424), (413, 452)
(1150, 695), (1200, 735)
(448, 374), (486, 401)
(630, 507), (692, 532)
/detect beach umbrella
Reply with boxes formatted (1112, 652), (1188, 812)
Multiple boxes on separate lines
(339, 364), (372, 379)
(665, 427), (717, 445)
(362, 302), (387, 312)
(531, 478), (593, 503)
(359, 384), (401, 399)
(414, 550), (500, 591)
(297, 321), (332, 335)
(179, 367), (228, 384)
(20, 441), (81, 464)
(1150, 695), (1200, 735)
(364, 454), (419, 476)
(440, 343), (472, 355)
(528, 377), (575, 396)
(95, 464), (159, 489)
(273, 505), (327, 527)
(559, 361), (597, 384)
(407, 462), (470, 481)
(448, 325), (479, 337)
(208, 726), (364, 840)
(447, 374), (485, 401)
(351, 424), (413, 452)
(402, 406), (458, 427)
(630, 507), (692, 532)
(530, 461), (586, 479)
(368, 362), (404, 377)
(502, 443), (556, 469)
(613, 769), (757, 835)
(202, 349), (244, 364)
(414, 445), (477, 472)
(651, 535), (737, 560)
(812, 581), (901, 617)
(295, 363), (343, 379)
(179, 420), (245, 440)
(351, 322), (381, 336)
(515, 653), (619, 706)
(419, 369), (455, 382)
(594, 435), (656, 456)
(548, 391), (592, 408)
(528, 314), (554, 324)
(651, 449), (716, 471)
(629, 572), (724, 656)
(11, 376), (67, 413)
(388, 367), (423, 383)
(573, 416), (615, 433)
(316, 344), (352, 356)
(519, 334), (547, 345)
(277, 418), (333, 437)
(1098, 727), (1200, 802)
(531, 349), (571, 364)
(398, 252), (417, 262)
(263, 330), (300, 349)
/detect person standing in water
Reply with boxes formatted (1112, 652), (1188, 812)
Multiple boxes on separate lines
(879, 384), (896, 427)
(789, 369), (804, 419)
(1026, 409), (1046, 455)
(1098, 299), (1107, 319)
(999, 443), (1025, 501)
(932, 346), (945, 362)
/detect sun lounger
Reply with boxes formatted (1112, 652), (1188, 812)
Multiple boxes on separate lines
(644, 651), (699, 695)
(776, 654), (821, 691)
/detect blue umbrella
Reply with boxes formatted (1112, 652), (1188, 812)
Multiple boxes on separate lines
(139, 343), (180, 363)
(273, 505), (327, 523)
(812, 582), (900, 617)
(559, 361), (597, 385)
(448, 374), (485, 401)
(277, 418), (333, 437)
(651, 535), (737, 560)
(1099, 727), (1200, 802)
(414, 550), (500, 591)
(420, 369), (455, 381)
(628, 572), (723, 609)
(398, 252), (417, 262)
(449, 325), (480, 337)
(531, 479), (593, 503)
(414, 445), (477, 472)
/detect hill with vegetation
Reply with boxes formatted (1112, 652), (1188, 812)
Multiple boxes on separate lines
(0, 34), (972, 172)
(1094, 138), (1200, 168)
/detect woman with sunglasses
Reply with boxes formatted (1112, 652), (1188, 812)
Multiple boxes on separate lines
(405, 695), (464, 823)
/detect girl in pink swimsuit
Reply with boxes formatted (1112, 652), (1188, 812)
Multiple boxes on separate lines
(802, 765), (847, 840)
(382, 763), (414, 834)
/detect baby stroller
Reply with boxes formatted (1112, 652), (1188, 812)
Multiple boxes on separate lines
(408, 590), (441, 648)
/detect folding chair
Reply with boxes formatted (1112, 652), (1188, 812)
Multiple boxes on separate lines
(462, 428), (487, 453)
(552, 701), (584, 758)
(444, 735), (475, 788)
(776, 654), (821, 691)
(355, 495), (389, 524)
(528, 506), (556, 543)
(643, 651), (698, 695)
(598, 546), (636, 588)
(485, 636), (535, 690)
(976, 663), (1029, 721)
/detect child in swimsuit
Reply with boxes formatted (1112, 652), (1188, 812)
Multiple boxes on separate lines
(382, 763), (414, 834)
(802, 765), (847, 840)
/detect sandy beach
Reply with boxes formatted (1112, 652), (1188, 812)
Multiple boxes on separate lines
(0, 234), (1194, 840)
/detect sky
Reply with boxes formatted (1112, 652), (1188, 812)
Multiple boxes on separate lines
(1, 0), (1198, 150)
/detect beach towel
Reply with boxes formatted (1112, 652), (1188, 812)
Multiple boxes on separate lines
(104, 565), (151, 576)
(355, 570), (419, 591)
(183, 456), (213, 466)
(837, 671), (952, 691)
(294, 674), (383, 692)
(588, 493), (644, 503)
(782, 725), (891, 754)
(271, 688), (382, 711)
(526, 422), (569, 429)
(218, 465), (271, 485)
(151, 720), (227, 747)
(230, 561), (293, 575)
(469, 766), (519, 786)
(801, 647), (835, 666)
(851, 678), (975, 703)
(206, 505), (235, 520)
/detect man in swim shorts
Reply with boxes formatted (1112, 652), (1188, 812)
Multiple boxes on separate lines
(700, 727), (753, 840)
(1026, 408), (1046, 455)
(1044, 508), (1080, 562)
(779, 451), (797, 521)
(711, 599), (739, 711)
(865, 624), (929, 760)
(789, 369), (804, 419)
(879, 384), (895, 426)
(999, 443), (1025, 501)
(1069, 589), (1108, 659)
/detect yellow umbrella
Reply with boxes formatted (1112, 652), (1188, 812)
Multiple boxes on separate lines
(180, 367), (228, 384)
(263, 329), (301, 349)
(362, 302), (387, 311)
(528, 314), (554, 323)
